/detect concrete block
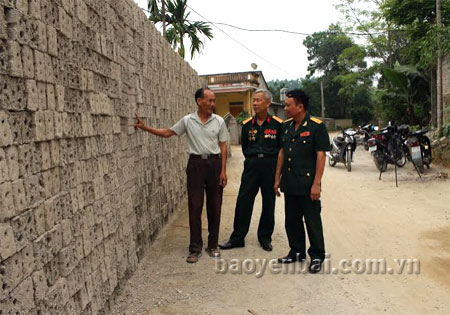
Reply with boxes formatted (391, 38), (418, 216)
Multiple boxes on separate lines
(33, 111), (46, 141)
(0, 223), (16, 260)
(57, 244), (76, 277)
(0, 110), (14, 147)
(19, 242), (35, 278)
(10, 209), (37, 251)
(33, 203), (45, 236)
(22, 44), (34, 78)
(65, 294), (82, 315)
(43, 256), (59, 286)
(44, 110), (55, 140)
(4, 145), (18, 181)
(44, 196), (55, 230)
(75, 0), (88, 25)
(8, 275), (36, 314)
(36, 81), (47, 110)
(0, 147), (8, 184)
(54, 112), (63, 138)
(51, 166), (60, 195)
(26, 79), (39, 111)
(73, 235), (84, 261)
(7, 40), (23, 77)
(47, 24), (57, 56)
(31, 269), (48, 301)
(0, 40), (8, 73)
(41, 169), (53, 198)
(11, 179), (27, 215)
(17, 143), (40, 176)
(29, 0), (41, 19)
(35, 19), (47, 52)
(34, 50), (53, 82)
(50, 139), (60, 167)
(66, 263), (84, 297)
(23, 174), (45, 208)
(0, 182), (15, 222)
(60, 219), (73, 248)
(37, 141), (51, 171)
(0, 252), (23, 298)
(47, 83), (56, 110)
(33, 225), (61, 269)
(59, 6), (73, 38)
(55, 85), (65, 111)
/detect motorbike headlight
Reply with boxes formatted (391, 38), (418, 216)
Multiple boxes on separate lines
(345, 137), (351, 143)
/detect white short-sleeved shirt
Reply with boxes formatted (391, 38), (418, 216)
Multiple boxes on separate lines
(170, 111), (229, 155)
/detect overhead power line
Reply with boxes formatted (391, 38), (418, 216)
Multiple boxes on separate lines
(184, 4), (298, 78)
(138, 4), (298, 78)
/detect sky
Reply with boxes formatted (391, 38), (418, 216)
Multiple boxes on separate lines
(134, 0), (343, 81)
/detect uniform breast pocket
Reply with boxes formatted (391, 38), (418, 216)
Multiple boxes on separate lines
(299, 137), (312, 145)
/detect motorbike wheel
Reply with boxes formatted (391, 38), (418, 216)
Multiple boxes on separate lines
(328, 156), (336, 167)
(422, 136), (432, 168)
(374, 153), (387, 172)
(345, 147), (352, 172)
(364, 142), (369, 151)
(395, 150), (407, 168)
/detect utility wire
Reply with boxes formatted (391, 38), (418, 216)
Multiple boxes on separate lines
(185, 4), (298, 78)
(191, 20), (404, 37)
(139, 4), (408, 37)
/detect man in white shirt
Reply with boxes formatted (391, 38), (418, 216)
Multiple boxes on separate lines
(135, 88), (229, 263)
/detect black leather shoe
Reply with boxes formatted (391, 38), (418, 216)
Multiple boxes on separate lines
(277, 253), (306, 264)
(260, 242), (273, 252)
(309, 259), (323, 273)
(219, 241), (245, 250)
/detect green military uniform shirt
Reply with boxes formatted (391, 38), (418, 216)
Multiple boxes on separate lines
(280, 113), (330, 195)
(241, 114), (284, 157)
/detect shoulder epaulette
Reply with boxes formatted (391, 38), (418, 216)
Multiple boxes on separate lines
(272, 116), (283, 123)
(310, 117), (323, 124)
(242, 117), (252, 125)
(283, 118), (293, 124)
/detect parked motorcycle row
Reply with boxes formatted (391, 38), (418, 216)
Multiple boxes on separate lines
(326, 122), (432, 174)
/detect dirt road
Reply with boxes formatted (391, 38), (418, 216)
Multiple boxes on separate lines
(109, 144), (450, 315)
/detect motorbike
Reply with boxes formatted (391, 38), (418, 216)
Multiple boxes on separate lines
(403, 128), (432, 173)
(367, 122), (406, 173)
(327, 128), (357, 172)
(359, 123), (379, 151)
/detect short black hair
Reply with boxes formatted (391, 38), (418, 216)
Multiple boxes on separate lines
(195, 87), (210, 105)
(286, 89), (309, 110)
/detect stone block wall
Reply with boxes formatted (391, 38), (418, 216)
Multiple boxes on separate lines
(0, 0), (203, 314)
(443, 54), (450, 123)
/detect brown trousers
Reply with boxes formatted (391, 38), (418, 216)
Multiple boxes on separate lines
(186, 155), (223, 253)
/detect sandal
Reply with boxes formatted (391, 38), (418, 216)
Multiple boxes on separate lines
(205, 248), (221, 258)
(186, 251), (202, 263)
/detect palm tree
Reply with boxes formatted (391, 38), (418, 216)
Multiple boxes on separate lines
(147, 0), (213, 59)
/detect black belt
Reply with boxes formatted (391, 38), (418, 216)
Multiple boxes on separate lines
(189, 154), (221, 160)
(246, 153), (278, 159)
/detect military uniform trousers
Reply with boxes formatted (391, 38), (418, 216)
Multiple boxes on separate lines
(229, 157), (276, 244)
(186, 155), (223, 253)
(284, 194), (325, 261)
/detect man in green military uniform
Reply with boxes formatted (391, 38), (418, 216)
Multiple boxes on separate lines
(220, 89), (283, 251)
(274, 89), (330, 273)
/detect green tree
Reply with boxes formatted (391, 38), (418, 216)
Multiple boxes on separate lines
(336, 0), (450, 126)
(381, 64), (430, 125)
(267, 79), (301, 103)
(148, 0), (213, 59)
(303, 24), (374, 122)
